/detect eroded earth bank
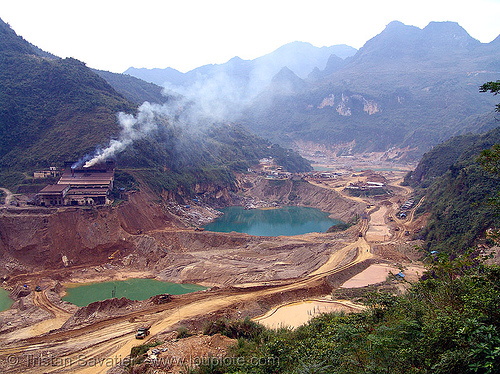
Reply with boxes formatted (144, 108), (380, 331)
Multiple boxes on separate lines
(0, 166), (427, 374)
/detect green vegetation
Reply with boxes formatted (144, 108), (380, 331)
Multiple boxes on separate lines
(224, 257), (499, 374)
(404, 79), (500, 253)
(327, 215), (358, 233)
(130, 255), (500, 374)
(203, 318), (266, 343)
(419, 152), (500, 253)
(0, 18), (311, 196)
(177, 326), (193, 339)
(94, 69), (170, 105)
(114, 123), (310, 196)
(129, 340), (163, 366)
(480, 81), (500, 113)
(0, 18), (133, 175)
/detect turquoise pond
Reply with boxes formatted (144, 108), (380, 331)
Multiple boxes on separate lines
(203, 206), (342, 237)
(62, 278), (206, 307)
(0, 288), (13, 311)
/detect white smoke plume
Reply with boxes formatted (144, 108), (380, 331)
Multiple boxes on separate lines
(84, 101), (161, 168)
(162, 71), (248, 124)
(81, 57), (292, 167)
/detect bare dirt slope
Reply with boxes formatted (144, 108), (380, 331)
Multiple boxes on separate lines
(0, 166), (427, 374)
(242, 177), (365, 221)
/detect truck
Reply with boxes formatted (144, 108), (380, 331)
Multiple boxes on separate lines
(135, 327), (150, 339)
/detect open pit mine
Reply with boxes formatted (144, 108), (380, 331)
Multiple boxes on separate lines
(0, 160), (426, 374)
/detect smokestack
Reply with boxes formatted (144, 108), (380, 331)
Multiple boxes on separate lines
(71, 168), (75, 178)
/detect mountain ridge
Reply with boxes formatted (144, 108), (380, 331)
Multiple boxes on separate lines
(242, 20), (500, 158)
(124, 41), (357, 94)
(0, 17), (312, 192)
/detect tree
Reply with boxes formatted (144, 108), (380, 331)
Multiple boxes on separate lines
(479, 80), (500, 112)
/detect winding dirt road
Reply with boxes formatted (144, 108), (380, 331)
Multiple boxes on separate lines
(0, 172), (422, 374)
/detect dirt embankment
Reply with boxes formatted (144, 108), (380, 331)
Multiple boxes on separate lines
(242, 177), (366, 221)
(0, 190), (184, 276)
(0, 176), (367, 289)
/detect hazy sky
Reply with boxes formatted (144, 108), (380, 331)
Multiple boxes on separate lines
(2, 0), (499, 74)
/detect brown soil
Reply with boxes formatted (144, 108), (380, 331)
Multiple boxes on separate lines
(0, 162), (428, 374)
(137, 333), (237, 374)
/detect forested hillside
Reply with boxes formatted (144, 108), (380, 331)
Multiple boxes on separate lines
(0, 18), (132, 172)
(0, 18), (311, 192)
(242, 22), (500, 157)
(405, 125), (500, 253)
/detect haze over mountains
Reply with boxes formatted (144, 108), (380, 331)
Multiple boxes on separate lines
(125, 42), (357, 91)
(1, 15), (499, 175)
(125, 20), (500, 159)
(0, 16), (311, 192)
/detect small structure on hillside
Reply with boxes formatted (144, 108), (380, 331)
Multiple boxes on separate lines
(344, 180), (388, 197)
(33, 166), (63, 179)
(37, 161), (115, 207)
(37, 184), (71, 206)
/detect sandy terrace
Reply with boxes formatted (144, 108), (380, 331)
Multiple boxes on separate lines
(340, 263), (400, 288)
(253, 298), (364, 329)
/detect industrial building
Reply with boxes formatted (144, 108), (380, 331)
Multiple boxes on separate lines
(33, 166), (63, 179)
(37, 161), (115, 207)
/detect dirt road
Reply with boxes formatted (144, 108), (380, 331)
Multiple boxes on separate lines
(0, 231), (375, 374)
(0, 170), (421, 374)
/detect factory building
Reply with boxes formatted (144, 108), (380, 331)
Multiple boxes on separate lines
(37, 161), (115, 207)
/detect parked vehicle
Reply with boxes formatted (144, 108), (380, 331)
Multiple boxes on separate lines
(135, 327), (150, 339)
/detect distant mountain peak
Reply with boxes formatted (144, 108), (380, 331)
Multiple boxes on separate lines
(424, 21), (465, 31)
(273, 66), (299, 79)
(228, 56), (244, 62)
(420, 21), (481, 52)
(269, 67), (306, 93)
(491, 34), (500, 45)
(423, 21), (479, 43)
(385, 20), (407, 29)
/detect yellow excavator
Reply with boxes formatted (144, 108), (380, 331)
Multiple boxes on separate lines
(108, 250), (120, 261)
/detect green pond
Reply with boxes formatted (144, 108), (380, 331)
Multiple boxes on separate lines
(0, 288), (13, 311)
(62, 278), (206, 307)
(203, 206), (342, 236)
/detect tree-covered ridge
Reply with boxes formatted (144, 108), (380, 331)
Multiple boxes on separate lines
(94, 69), (170, 105)
(114, 123), (311, 195)
(405, 126), (500, 188)
(0, 17), (312, 192)
(421, 157), (500, 253)
(0, 16), (134, 170)
(0, 54), (134, 169)
(401, 124), (500, 253)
